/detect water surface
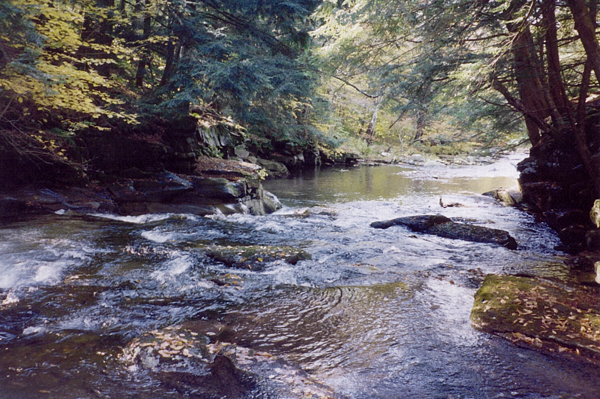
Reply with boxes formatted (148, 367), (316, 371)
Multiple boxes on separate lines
(1, 154), (599, 398)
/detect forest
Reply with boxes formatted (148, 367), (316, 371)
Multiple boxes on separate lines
(1, 0), (600, 196)
(5, 2), (600, 396)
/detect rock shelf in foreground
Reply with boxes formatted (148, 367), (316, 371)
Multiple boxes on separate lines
(471, 275), (600, 362)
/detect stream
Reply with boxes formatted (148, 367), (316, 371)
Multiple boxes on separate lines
(1, 153), (600, 398)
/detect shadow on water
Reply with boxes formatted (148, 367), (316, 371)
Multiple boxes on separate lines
(1, 155), (600, 398)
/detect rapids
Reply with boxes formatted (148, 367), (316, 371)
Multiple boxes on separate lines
(1, 153), (600, 398)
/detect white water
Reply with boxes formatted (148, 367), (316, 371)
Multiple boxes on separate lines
(1, 155), (599, 398)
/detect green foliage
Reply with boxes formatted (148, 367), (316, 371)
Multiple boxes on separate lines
(0, 0), (331, 175)
(152, 0), (324, 146)
(310, 0), (536, 151)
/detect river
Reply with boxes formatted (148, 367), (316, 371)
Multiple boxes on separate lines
(1, 153), (600, 398)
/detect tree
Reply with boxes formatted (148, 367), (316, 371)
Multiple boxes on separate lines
(313, 0), (600, 195)
(0, 0), (327, 182)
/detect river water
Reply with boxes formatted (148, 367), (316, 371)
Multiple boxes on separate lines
(1, 154), (600, 398)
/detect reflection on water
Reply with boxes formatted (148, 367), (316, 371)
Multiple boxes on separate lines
(1, 154), (600, 398)
(264, 158), (520, 207)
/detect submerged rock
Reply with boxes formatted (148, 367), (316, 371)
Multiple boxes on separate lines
(471, 275), (600, 362)
(204, 245), (311, 271)
(370, 214), (518, 249)
(120, 323), (337, 398)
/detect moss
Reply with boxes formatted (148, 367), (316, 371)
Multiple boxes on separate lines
(205, 245), (311, 271)
(471, 275), (600, 361)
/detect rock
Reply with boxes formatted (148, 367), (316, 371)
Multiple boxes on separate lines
(234, 145), (251, 160)
(0, 187), (117, 220)
(424, 160), (445, 167)
(557, 225), (588, 252)
(519, 181), (567, 212)
(406, 154), (426, 165)
(319, 150), (361, 166)
(111, 173), (281, 216)
(121, 323), (337, 398)
(370, 214), (518, 249)
(108, 172), (193, 203)
(586, 230), (600, 251)
(270, 152), (305, 172)
(471, 274), (600, 362)
(255, 158), (289, 179)
(262, 190), (282, 214)
(482, 188), (522, 206)
(545, 209), (590, 232)
(303, 146), (322, 169)
(590, 199), (600, 228)
(204, 245), (311, 271)
(189, 176), (245, 200)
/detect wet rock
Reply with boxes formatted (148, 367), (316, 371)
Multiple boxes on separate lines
(107, 167), (281, 217)
(108, 172), (193, 203)
(160, 355), (258, 398)
(285, 206), (339, 219)
(370, 214), (518, 249)
(405, 154), (426, 165)
(590, 199), (600, 228)
(471, 274), (600, 362)
(0, 187), (117, 220)
(482, 188), (522, 206)
(586, 230), (600, 251)
(204, 245), (311, 271)
(121, 324), (338, 398)
(255, 158), (289, 179)
(320, 150), (362, 166)
(545, 209), (590, 232)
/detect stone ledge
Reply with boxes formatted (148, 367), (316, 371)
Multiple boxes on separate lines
(471, 274), (600, 363)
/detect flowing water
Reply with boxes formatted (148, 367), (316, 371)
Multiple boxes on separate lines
(1, 154), (600, 398)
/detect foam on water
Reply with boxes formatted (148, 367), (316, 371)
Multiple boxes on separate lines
(91, 213), (175, 224)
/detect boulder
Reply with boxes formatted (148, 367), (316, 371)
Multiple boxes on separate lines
(370, 214), (518, 249)
(255, 158), (289, 179)
(110, 173), (281, 216)
(108, 172), (193, 203)
(121, 323), (336, 398)
(0, 187), (117, 220)
(482, 188), (522, 206)
(471, 274), (600, 362)
(204, 245), (311, 271)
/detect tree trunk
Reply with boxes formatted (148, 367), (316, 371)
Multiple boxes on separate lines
(365, 96), (382, 146)
(564, 0), (600, 197)
(542, 0), (569, 115)
(566, 0), (600, 82)
(135, 0), (152, 89)
(159, 41), (180, 87)
(506, 24), (549, 145)
(79, 0), (115, 76)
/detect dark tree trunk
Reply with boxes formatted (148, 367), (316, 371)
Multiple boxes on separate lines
(566, 0), (600, 83)
(507, 24), (549, 145)
(135, 0), (152, 88)
(79, 0), (115, 76)
(159, 41), (181, 87)
(542, 0), (569, 115)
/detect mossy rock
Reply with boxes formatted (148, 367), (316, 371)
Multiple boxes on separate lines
(471, 275), (600, 361)
(205, 245), (311, 271)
